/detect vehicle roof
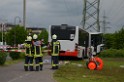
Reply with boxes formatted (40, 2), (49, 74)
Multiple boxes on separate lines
(89, 32), (103, 34)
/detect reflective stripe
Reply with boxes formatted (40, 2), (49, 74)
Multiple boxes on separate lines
(56, 64), (58, 66)
(24, 44), (31, 48)
(25, 43), (33, 57)
(52, 64), (56, 66)
(29, 64), (34, 66)
(39, 62), (43, 65)
(34, 55), (42, 57)
(52, 41), (60, 56)
(24, 64), (28, 66)
(34, 46), (43, 57)
(52, 54), (58, 56)
(35, 64), (39, 66)
(51, 61), (56, 66)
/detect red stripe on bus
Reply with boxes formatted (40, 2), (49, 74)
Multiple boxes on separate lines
(59, 50), (78, 57)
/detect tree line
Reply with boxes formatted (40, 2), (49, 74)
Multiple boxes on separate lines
(0, 25), (48, 46)
(104, 28), (124, 49)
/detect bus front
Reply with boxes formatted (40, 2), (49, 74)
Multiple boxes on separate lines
(49, 24), (78, 57)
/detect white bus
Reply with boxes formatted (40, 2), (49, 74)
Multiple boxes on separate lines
(48, 24), (104, 58)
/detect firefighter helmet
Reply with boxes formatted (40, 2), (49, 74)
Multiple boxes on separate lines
(52, 34), (57, 39)
(33, 34), (38, 39)
(27, 36), (32, 41)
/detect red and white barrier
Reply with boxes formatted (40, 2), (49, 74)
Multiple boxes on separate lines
(0, 46), (18, 49)
(0, 49), (25, 52)
(0, 49), (51, 53)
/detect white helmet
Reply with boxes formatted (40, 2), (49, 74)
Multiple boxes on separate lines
(27, 36), (32, 41)
(52, 34), (57, 39)
(33, 34), (38, 39)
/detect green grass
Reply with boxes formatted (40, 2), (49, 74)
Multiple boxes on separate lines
(54, 58), (124, 82)
(0, 59), (24, 67)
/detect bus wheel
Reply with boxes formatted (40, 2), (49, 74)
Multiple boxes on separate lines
(87, 61), (97, 70)
(94, 57), (103, 70)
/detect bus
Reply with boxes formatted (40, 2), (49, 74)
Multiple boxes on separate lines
(48, 24), (104, 58)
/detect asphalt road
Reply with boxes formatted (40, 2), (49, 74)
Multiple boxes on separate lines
(0, 56), (56, 82)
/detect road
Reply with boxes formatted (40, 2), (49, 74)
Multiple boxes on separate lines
(0, 56), (56, 82)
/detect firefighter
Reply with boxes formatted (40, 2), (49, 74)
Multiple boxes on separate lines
(51, 34), (61, 69)
(32, 34), (43, 71)
(24, 36), (34, 71)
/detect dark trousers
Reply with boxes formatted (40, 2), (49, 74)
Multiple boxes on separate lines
(24, 56), (34, 71)
(51, 56), (59, 69)
(35, 57), (43, 71)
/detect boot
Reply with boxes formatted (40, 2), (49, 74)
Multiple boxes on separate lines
(29, 66), (34, 71)
(40, 65), (43, 71)
(24, 66), (28, 71)
(51, 66), (56, 70)
(55, 66), (59, 69)
(36, 66), (39, 71)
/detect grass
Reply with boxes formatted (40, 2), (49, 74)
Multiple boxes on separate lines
(5, 59), (23, 66)
(54, 58), (124, 82)
(0, 59), (24, 67)
(0, 60), (23, 67)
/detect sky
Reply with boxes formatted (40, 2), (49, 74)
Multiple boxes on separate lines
(0, 0), (124, 33)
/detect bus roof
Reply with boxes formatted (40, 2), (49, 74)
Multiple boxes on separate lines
(89, 32), (103, 34)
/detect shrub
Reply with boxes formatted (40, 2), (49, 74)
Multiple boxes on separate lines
(19, 52), (25, 59)
(99, 49), (124, 58)
(0, 52), (8, 65)
(9, 52), (21, 60)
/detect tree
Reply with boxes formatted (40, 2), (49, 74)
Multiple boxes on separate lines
(5, 25), (27, 46)
(38, 29), (48, 45)
(103, 33), (114, 49)
(113, 28), (124, 49)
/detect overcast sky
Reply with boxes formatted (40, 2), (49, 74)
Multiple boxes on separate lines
(0, 0), (124, 33)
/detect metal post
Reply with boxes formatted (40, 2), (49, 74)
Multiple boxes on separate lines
(97, 0), (100, 32)
(23, 0), (26, 29)
(1, 23), (4, 45)
(82, 0), (87, 29)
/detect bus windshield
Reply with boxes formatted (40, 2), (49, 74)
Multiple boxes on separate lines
(51, 25), (76, 40)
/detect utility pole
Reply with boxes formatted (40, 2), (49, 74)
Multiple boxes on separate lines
(82, 0), (100, 32)
(23, 0), (26, 29)
(1, 23), (5, 45)
(2, 23), (4, 45)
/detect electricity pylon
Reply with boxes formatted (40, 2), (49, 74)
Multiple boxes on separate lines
(82, 0), (100, 32)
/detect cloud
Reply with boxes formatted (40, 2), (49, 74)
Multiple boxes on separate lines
(25, 0), (83, 27)
(0, 0), (124, 33)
